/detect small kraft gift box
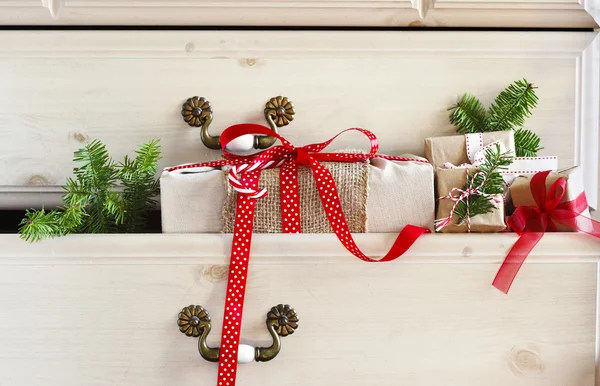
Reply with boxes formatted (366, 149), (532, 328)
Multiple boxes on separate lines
(508, 166), (591, 231)
(492, 167), (599, 293)
(424, 131), (516, 233)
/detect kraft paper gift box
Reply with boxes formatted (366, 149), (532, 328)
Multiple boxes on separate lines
(424, 131), (516, 168)
(424, 131), (514, 233)
(509, 167), (591, 232)
(434, 167), (506, 233)
(160, 155), (435, 233)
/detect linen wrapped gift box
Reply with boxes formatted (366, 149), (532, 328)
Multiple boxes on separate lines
(161, 156), (435, 233)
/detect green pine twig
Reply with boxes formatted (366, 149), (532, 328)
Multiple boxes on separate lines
(454, 144), (513, 222)
(18, 208), (64, 243)
(448, 94), (488, 134)
(117, 139), (162, 233)
(513, 128), (543, 157)
(487, 79), (538, 132)
(448, 79), (543, 157)
(19, 139), (161, 242)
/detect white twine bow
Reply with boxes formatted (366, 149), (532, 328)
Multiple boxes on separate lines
(434, 169), (500, 232)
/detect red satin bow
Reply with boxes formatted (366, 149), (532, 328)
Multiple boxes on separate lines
(221, 124), (430, 241)
(167, 124), (431, 386)
(220, 123), (381, 166)
(492, 170), (600, 293)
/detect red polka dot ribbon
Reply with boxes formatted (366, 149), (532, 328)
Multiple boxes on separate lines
(165, 124), (430, 386)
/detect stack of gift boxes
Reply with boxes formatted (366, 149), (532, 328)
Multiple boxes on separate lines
(161, 129), (589, 236)
(425, 130), (589, 233)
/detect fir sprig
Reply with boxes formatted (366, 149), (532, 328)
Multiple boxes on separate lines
(118, 139), (162, 233)
(454, 145), (513, 222)
(448, 79), (543, 157)
(19, 139), (161, 242)
(513, 128), (543, 158)
(449, 94), (488, 134)
(488, 80), (538, 132)
(19, 208), (65, 243)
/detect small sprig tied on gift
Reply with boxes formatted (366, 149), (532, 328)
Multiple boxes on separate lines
(19, 139), (161, 242)
(435, 144), (513, 232)
(448, 79), (542, 157)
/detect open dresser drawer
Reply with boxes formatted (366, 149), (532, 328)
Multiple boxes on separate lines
(0, 233), (598, 386)
(0, 29), (599, 385)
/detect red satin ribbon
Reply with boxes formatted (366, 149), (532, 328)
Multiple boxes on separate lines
(492, 170), (600, 294)
(166, 124), (430, 386)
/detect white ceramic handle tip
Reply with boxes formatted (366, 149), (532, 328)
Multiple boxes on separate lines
(237, 344), (255, 364)
(225, 134), (255, 153)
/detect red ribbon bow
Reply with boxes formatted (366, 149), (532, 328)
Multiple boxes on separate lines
(492, 170), (600, 293)
(167, 124), (431, 386)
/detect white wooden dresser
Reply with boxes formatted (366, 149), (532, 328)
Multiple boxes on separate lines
(0, 3), (599, 386)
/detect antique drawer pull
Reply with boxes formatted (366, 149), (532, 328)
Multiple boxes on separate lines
(181, 96), (295, 151)
(177, 304), (299, 363)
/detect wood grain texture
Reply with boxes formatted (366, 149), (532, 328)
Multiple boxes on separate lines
(1, 233), (600, 263)
(0, 233), (596, 385)
(0, 0), (597, 27)
(0, 31), (598, 209)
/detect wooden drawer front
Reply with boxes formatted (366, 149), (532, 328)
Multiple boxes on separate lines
(0, 0), (597, 27)
(0, 234), (598, 386)
(0, 31), (598, 211)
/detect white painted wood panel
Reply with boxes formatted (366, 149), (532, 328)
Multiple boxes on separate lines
(0, 0), (597, 27)
(0, 31), (598, 209)
(0, 233), (597, 386)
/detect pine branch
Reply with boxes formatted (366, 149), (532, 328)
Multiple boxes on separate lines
(514, 128), (543, 157)
(117, 139), (161, 232)
(73, 139), (115, 186)
(58, 204), (87, 231)
(448, 94), (488, 134)
(448, 79), (544, 161)
(81, 205), (108, 234)
(19, 139), (162, 242)
(104, 190), (127, 225)
(62, 177), (91, 207)
(455, 194), (496, 221)
(18, 208), (64, 242)
(454, 145), (513, 222)
(487, 79), (538, 132)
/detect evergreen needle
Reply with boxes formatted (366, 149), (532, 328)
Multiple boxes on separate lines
(448, 79), (542, 157)
(19, 139), (161, 242)
(454, 144), (513, 222)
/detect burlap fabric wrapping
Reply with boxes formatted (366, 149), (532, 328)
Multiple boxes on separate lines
(160, 155), (434, 233)
(222, 162), (368, 233)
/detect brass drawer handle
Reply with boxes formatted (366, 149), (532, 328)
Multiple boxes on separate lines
(177, 304), (299, 363)
(181, 96), (295, 151)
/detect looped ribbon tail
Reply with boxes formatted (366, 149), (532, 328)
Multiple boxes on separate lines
(492, 170), (600, 294)
(166, 123), (431, 386)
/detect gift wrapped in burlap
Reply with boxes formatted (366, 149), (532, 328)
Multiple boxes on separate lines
(435, 167), (506, 233)
(424, 131), (515, 168)
(161, 156), (435, 233)
(509, 167), (590, 232)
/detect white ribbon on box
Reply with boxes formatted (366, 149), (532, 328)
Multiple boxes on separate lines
(444, 133), (558, 184)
